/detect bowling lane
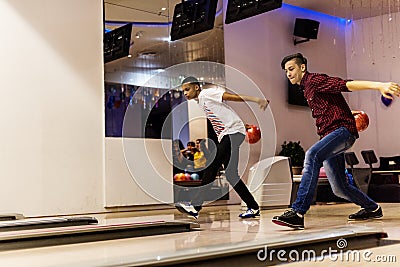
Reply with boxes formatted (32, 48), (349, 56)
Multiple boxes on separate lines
(0, 203), (397, 266)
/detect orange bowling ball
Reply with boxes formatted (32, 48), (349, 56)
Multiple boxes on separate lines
(245, 124), (261, 144)
(353, 110), (369, 132)
(173, 173), (186, 181)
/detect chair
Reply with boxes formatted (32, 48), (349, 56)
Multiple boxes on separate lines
(361, 150), (378, 168)
(379, 155), (400, 170)
(355, 150), (378, 194)
(369, 152), (400, 202)
(344, 152), (359, 168)
(344, 151), (372, 194)
(243, 156), (292, 209)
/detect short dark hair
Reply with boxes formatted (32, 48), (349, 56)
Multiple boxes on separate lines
(181, 76), (200, 86)
(281, 53), (307, 69)
(187, 141), (195, 147)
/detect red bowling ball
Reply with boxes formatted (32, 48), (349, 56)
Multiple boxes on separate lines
(184, 173), (192, 181)
(353, 110), (369, 132)
(245, 124), (261, 144)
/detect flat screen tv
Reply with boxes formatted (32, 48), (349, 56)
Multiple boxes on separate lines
(288, 79), (308, 107)
(225, 0), (282, 24)
(104, 23), (132, 63)
(170, 0), (218, 41)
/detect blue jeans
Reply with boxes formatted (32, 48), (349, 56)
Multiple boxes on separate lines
(292, 127), (378, 214)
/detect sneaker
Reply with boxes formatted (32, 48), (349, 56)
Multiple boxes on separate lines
(239, 208), (260, 219)
(348, 206), (383, 220)
(272, 209), (304, 230)
(175, 202), (199, 219)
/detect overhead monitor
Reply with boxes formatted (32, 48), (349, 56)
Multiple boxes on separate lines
(104, 23), (133, 63)
(225, 0), (282, 24)
(170, 0), (218, 41)
(294, 18), (320, 39)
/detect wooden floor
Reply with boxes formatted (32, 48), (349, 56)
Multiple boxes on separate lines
(0, 202), (398, 266)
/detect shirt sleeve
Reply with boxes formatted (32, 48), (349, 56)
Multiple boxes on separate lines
(310, 73), (351, 94)
(202, 87), (225, 102)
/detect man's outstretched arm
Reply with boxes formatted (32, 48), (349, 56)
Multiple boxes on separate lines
(222, 92), (269, 110)
(347, 81), (400, 99)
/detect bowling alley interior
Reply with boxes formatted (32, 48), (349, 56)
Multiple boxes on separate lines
(1, 0), (400, 266)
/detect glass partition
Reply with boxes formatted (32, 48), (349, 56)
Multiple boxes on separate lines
(103, 0), (225, 140)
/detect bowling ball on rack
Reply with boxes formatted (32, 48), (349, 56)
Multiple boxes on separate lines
(245, 124), (261, 144)
(352, 110), (369, 132)
(191, 173), (200, 180)
(184, 173), (192, 181)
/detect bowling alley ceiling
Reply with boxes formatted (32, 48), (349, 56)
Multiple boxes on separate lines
(284, 0), (397, 20)
(105, 0), (397, 22)
(104, 0), (398, 80)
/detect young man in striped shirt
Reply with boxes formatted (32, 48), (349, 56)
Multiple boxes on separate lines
(176, 76), (269, 219)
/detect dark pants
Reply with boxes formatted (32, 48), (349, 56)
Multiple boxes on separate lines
(191, 133), (259, 211)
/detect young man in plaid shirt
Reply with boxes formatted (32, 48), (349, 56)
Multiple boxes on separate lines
(272, 53), (400, 229)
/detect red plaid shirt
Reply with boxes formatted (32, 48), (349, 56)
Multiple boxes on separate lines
(300, 72), (359, 139)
